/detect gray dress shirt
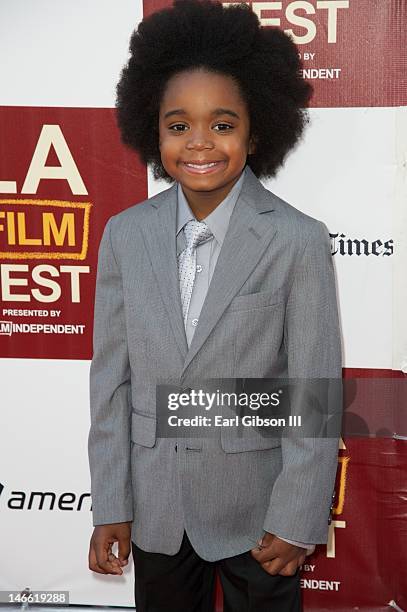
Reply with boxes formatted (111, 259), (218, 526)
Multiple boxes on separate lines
(176, 165), (315, 556)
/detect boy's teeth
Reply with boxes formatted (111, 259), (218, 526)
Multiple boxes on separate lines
(186, 162), (217, 168)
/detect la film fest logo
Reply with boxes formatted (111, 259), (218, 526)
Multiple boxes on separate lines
(223, 0), (350, 83)
(0, 125), (92, 336)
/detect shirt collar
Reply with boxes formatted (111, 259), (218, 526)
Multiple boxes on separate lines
(176, 166), (247, 247)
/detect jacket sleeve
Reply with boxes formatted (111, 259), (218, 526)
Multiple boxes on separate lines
(88, 216), (133, 525)
(278, 536), (316, 556)
(263, 220), (342, 544)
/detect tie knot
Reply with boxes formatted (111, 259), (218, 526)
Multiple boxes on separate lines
(183, 219), (213, 250)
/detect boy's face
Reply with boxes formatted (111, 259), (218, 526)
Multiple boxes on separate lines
(158, 69), (255, 211)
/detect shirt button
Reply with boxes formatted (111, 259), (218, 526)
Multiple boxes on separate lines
(191, 318), (199, 327)
(196, 265), (203, 273)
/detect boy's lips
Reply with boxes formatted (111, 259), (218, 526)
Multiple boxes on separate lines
(181, 160), (226, 175)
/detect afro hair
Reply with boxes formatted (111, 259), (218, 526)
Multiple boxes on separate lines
(116, 0), (313, 182)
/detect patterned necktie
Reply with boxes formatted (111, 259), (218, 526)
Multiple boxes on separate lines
(178, 219), (213, 327)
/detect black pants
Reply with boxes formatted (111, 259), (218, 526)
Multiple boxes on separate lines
(131, 531), (302, 611)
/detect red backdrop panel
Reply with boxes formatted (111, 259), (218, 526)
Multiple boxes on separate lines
(0, 106), (147, 359)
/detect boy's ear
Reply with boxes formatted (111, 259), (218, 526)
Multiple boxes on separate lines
(248, 136), (257, 155)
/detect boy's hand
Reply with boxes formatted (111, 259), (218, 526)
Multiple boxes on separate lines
(250, 532), (306, 576)
(88, 522), (132, 575)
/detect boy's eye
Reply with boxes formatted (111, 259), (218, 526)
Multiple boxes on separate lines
(167, 122), (234, 132)
(168, 123), (188, 132)
(213, 123), (233, 131)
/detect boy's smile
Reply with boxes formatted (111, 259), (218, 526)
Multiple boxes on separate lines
(158, 69), (255, 220)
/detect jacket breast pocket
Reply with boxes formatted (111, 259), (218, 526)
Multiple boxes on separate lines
(231, 297), (286, 377)
(227, 289), (284, 313)
(131, 408), (157, 448)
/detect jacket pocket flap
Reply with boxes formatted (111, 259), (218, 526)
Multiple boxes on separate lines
(131, 409), (156, 448)
(228, 289), (284, 312)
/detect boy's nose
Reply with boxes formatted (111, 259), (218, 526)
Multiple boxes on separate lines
(185, 133), (214, 150)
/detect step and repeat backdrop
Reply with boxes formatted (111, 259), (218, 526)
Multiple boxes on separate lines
(0, 1), (406, 610)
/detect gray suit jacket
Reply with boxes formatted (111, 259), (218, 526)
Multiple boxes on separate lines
(88, 165), (343, 562)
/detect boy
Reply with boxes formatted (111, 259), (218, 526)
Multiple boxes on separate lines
(88, 1), (342, 611)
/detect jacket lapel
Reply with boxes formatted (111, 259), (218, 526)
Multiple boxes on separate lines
(140, 167), (278, 375)
(140, 182), (189, 362)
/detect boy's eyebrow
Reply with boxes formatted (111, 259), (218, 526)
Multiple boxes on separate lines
(163, 108), (240, 120)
